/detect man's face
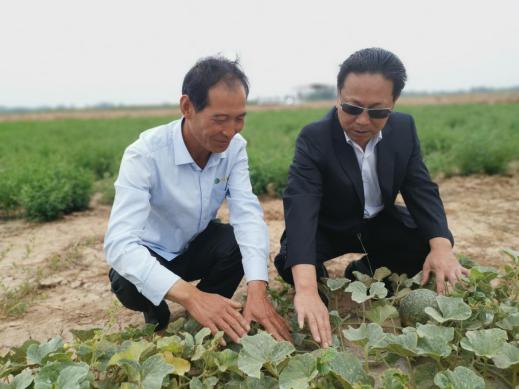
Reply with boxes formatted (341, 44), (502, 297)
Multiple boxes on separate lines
(336, 72), (395, 149)
(186, 81), (247, 153)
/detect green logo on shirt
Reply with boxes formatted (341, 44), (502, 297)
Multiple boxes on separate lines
(214, 176), (229, 185)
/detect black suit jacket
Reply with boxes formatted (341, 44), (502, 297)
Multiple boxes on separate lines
(283, 108), (453, 267)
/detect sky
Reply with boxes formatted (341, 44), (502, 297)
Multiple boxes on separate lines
(1, 0), (519, 108)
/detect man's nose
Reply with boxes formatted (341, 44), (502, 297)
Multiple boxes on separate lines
(355, 110), (371, 124)
(222, 127), (237, 138)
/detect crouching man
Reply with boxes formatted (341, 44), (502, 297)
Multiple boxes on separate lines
(104, 57), (291, 344)
(275, 48), (468, 348)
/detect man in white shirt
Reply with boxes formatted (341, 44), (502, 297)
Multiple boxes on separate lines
(105, 57), (291, 343)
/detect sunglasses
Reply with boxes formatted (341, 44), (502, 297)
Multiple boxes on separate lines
(340, 102), (392, 119)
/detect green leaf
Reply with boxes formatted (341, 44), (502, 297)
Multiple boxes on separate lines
(70, 328), (101, 342)
(326, 277), (350, 291)
(381, 368), (410, 389)
(189, 377), (203, 389)
(469, 266), (499, 282)
(424, 295), (472, 323)
(365, 303), (398, 325)
(492, 342), (519, 369)
(343, 323), (387, 349)
(56, 363), (91, 389)
(345, 281), (370, 303)
(191, 345), (206, 361)
(369, 282), (388, 299)
(351, 271), (373, 285)
(156, 336), (184, 355)
(163, 352), (191, 376)
(279, 353), (317, 389)
(202, 377), (219, 388)
(107, 340), (153, 366)
(383, 329), (418, 357)
(496, 312), (519, 331)
(214, 349), (238, 372)
(238, 332), (295, 378)
(116, 360), (141, 383)
(416, 324), (454, 342)
(27, 337), (64, 365)
(141, 354), (175, 389)
(433, 366), (485, 389)
(415, 324), (454, 358)
(460, 328), (508, 358)
(226, 375), (278, 389)
(194, 327), (212, 345)
(327, 351), (373, 386)
(8, 369), (33, 389)
(373, 267), (392, 281)
(33, 361), (75, 389)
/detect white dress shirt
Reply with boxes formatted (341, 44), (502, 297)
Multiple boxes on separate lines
(104, 118), (269, 306)
(344, 131), (384, 218)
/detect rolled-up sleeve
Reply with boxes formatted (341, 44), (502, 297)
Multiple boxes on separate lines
(104, 145), (180, 306)
(226, 143), (269, 283)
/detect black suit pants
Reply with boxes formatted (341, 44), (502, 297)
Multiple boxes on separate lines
(275, 209), (430, 284)
(109, 221), (244, 315)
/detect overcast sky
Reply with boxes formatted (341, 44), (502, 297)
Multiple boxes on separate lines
(1, 0), (518, 107)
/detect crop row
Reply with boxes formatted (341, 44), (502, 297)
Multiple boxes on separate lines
(1, 249), (518, 387)
(0, 103), (518, 221)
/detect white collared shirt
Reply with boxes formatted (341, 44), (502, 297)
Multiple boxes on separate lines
(104, 118), (269, 306)
(344, 131), (384, 218)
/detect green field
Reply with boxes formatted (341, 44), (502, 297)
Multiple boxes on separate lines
(0, 103), (518, 220)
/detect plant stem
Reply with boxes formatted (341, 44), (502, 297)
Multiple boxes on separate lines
(473, 360), (512, 387)
(405, 357), (416, 388)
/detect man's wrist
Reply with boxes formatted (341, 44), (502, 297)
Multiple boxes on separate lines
(292, 264), (319, 294)
(166, 279), (198, 306)
(429, 237), (452, 251)
(247, 280), (268, 297)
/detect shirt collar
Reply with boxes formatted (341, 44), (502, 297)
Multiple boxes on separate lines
(172, 118), (228, 166)
(344, 129), (383, 149)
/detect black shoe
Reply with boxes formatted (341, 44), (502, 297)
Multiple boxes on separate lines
(143, 300), (171, 332)
(317, 262), (329, 279)
(344, 255), (372, 280)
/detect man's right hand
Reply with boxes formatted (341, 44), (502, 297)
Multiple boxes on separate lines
(167, 280), (250, 345)
(292, 264), (332, 348)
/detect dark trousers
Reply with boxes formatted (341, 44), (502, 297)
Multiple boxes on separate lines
(109, 221), (244, 317)
(274, 209), (430, 284)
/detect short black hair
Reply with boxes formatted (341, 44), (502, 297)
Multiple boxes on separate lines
(337, 48), (407, 100)
(182, 56), (249, 111)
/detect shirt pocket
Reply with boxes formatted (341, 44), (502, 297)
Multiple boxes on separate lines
(210, 176), (228, 208)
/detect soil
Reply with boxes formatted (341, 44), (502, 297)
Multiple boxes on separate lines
(0, 174), (518, 354)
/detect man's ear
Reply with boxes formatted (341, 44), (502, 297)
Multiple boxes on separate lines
(180, 95), (194, 118)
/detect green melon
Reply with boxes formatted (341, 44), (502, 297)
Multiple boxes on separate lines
(398, 288), (438, 326)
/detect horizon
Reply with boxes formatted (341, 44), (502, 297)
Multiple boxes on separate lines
(2, 0), (518, 108)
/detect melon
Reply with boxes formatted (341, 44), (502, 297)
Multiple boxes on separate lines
(398, 288), (438, 326)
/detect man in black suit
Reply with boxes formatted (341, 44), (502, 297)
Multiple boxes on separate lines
(274, 48), (468, 348)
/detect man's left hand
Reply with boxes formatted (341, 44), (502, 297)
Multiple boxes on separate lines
(421, 237), (469, 294)
(243, 281), (293, 342)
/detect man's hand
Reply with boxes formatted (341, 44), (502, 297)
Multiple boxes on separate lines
(243, 281), (292, 342)
(292, 264), (332, 348)
(167, 280), (249, 345)
(421, 237), (469, 294)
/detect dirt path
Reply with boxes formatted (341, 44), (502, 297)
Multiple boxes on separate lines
(1, 174), (518, 353)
